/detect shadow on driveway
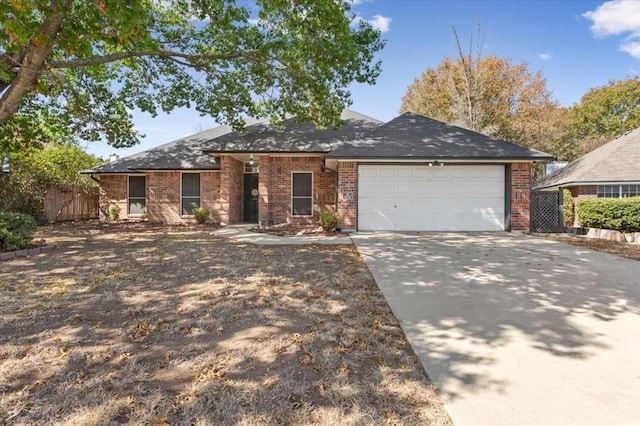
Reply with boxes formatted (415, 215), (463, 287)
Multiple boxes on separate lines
(353, 232), (640, 426)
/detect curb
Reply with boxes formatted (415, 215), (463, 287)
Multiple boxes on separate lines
(0, 245), (53, 262)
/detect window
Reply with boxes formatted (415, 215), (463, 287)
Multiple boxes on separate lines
(181, 173), (201, 215)
(597, 185), (618, 198)
(292, 172), (313, 216)
(598, 184), (640, 198)
(244, 162), (259, 174)
(622, 184), (640, 197)
(128, 175), (146, 215)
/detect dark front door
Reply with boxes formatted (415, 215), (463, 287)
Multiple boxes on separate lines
(243, 173), (259, 223)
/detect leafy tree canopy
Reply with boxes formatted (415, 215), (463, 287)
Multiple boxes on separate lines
(0, 0), (385, 148)
(572, 77), (640, 140)
(0, 143), (100, 217)
(400, 54), (573, 159)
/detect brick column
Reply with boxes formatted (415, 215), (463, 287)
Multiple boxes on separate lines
(510, 162), (531, 231)
(337, 162), (358, 231)
(258, 155), (270, 226)
(220, 155), (243, 225)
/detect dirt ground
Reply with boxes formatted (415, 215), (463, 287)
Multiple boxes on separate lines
(536, 233), (640, 261)
(0, 223), (451, 425)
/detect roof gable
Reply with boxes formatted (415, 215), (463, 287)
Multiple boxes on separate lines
(326, 113), (553, 160)
(534, 127), (640, 189)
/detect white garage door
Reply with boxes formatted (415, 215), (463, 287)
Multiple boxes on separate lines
(358, 165), (505, 231)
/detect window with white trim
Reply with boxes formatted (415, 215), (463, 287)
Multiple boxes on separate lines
(181, 173), (201, 215)
(128, 175), (146, 215)
(292, 172), (313, 216)
(597, 184), (640, 198)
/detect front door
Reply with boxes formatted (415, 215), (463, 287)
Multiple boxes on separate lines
(243, 173), (259, 223)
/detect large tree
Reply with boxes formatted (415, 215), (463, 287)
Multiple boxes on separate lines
(0, 0), (384, 148)
(571, 77), (640, 141)
(400, 36), (572, 159)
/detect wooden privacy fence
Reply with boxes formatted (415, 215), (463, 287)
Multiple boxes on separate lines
(44, 185), (99, 222)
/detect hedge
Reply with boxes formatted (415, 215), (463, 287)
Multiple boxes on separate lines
(0, 212), (38, 251)
(577, 197), (640, 232)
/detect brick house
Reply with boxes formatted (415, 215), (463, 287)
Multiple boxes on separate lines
(533, 127), (640, 226)
(85, 111), (552, 232)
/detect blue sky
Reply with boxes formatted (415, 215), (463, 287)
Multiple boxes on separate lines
(85, 0), (640, 159)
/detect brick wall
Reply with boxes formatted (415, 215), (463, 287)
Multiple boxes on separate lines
(201, 172), (222, 223)
(569, 185), (597, 226)
(337, 162), (358, 230)
(99, 175), (127, 219)
(260, 156), (336, 225)
(220, 155), (244, 224)
(258, 155), (270, 225)
(147, 172), (180, 223)
(510, 162), (531, 231)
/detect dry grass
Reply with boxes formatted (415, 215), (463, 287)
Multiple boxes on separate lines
(0, 223), (451, 425)
(537, 233), (640, 261)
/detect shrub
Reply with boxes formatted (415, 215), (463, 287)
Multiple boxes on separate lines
(0, 212), (38, 251)
(318, 210), (341, 232)
(563, 189), (574, 227)
(108, 204), (120, 221)
(192, 207), (210, 224)
(577, 197), (640, 232)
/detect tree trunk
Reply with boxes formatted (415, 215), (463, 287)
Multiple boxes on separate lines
(0, 1), (71, 124)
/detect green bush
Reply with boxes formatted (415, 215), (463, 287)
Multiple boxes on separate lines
(0, 212), (37, 251)
(318, 210), (341, 232)
(108, 204), (120, 221)
(192, 207), (210, 224)
(563, 189), (574, 227)
(577, 197), (640, 232)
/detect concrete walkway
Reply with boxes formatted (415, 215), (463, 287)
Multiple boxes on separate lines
(212, 224), (352, 245)
(352, 232), (640, 426)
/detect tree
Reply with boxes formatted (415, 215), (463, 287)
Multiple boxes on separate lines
(571, 77), (640, 141)
(0, 0), (384, 148)
(0, 143), (100, 218)
(400, 28), (572, 159)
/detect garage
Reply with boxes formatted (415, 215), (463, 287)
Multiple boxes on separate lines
(358, 164), (505, 231)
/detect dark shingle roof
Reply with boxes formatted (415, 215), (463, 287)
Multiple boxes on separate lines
(84, 123), (238, 173)
(85, 110), (382, 174)
(326, 112), (554, 160)
(201, 110), (382, 153)
(534, 127), (640, 189)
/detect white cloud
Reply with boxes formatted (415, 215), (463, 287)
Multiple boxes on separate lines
(539, 52), (552, 60)
(583, 0), (640, 58)
(368, 14), (391, 33)
(621, 40), (640, 57)
(351, 14), (391, 33)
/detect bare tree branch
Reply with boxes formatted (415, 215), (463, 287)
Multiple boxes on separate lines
(49, 49), (261, 69)
(0, 0), (72, 123)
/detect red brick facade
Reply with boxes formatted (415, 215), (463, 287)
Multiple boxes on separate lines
(99, 175), (127, 219)
(258, 156), (336, 226)
(99, 159), (534, 231)
(337, 162), (358, 230)
(510, 162), (532, 231)
(100, 172), (220, 224)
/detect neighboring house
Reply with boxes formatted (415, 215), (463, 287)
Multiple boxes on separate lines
(533, 127), (640, 226)
(84, 111), (552, 232)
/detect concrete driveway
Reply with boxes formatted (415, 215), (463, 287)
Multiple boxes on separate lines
(352, 232), (640, 426)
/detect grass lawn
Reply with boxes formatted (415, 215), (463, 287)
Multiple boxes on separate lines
(0, 224), (451, 425)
